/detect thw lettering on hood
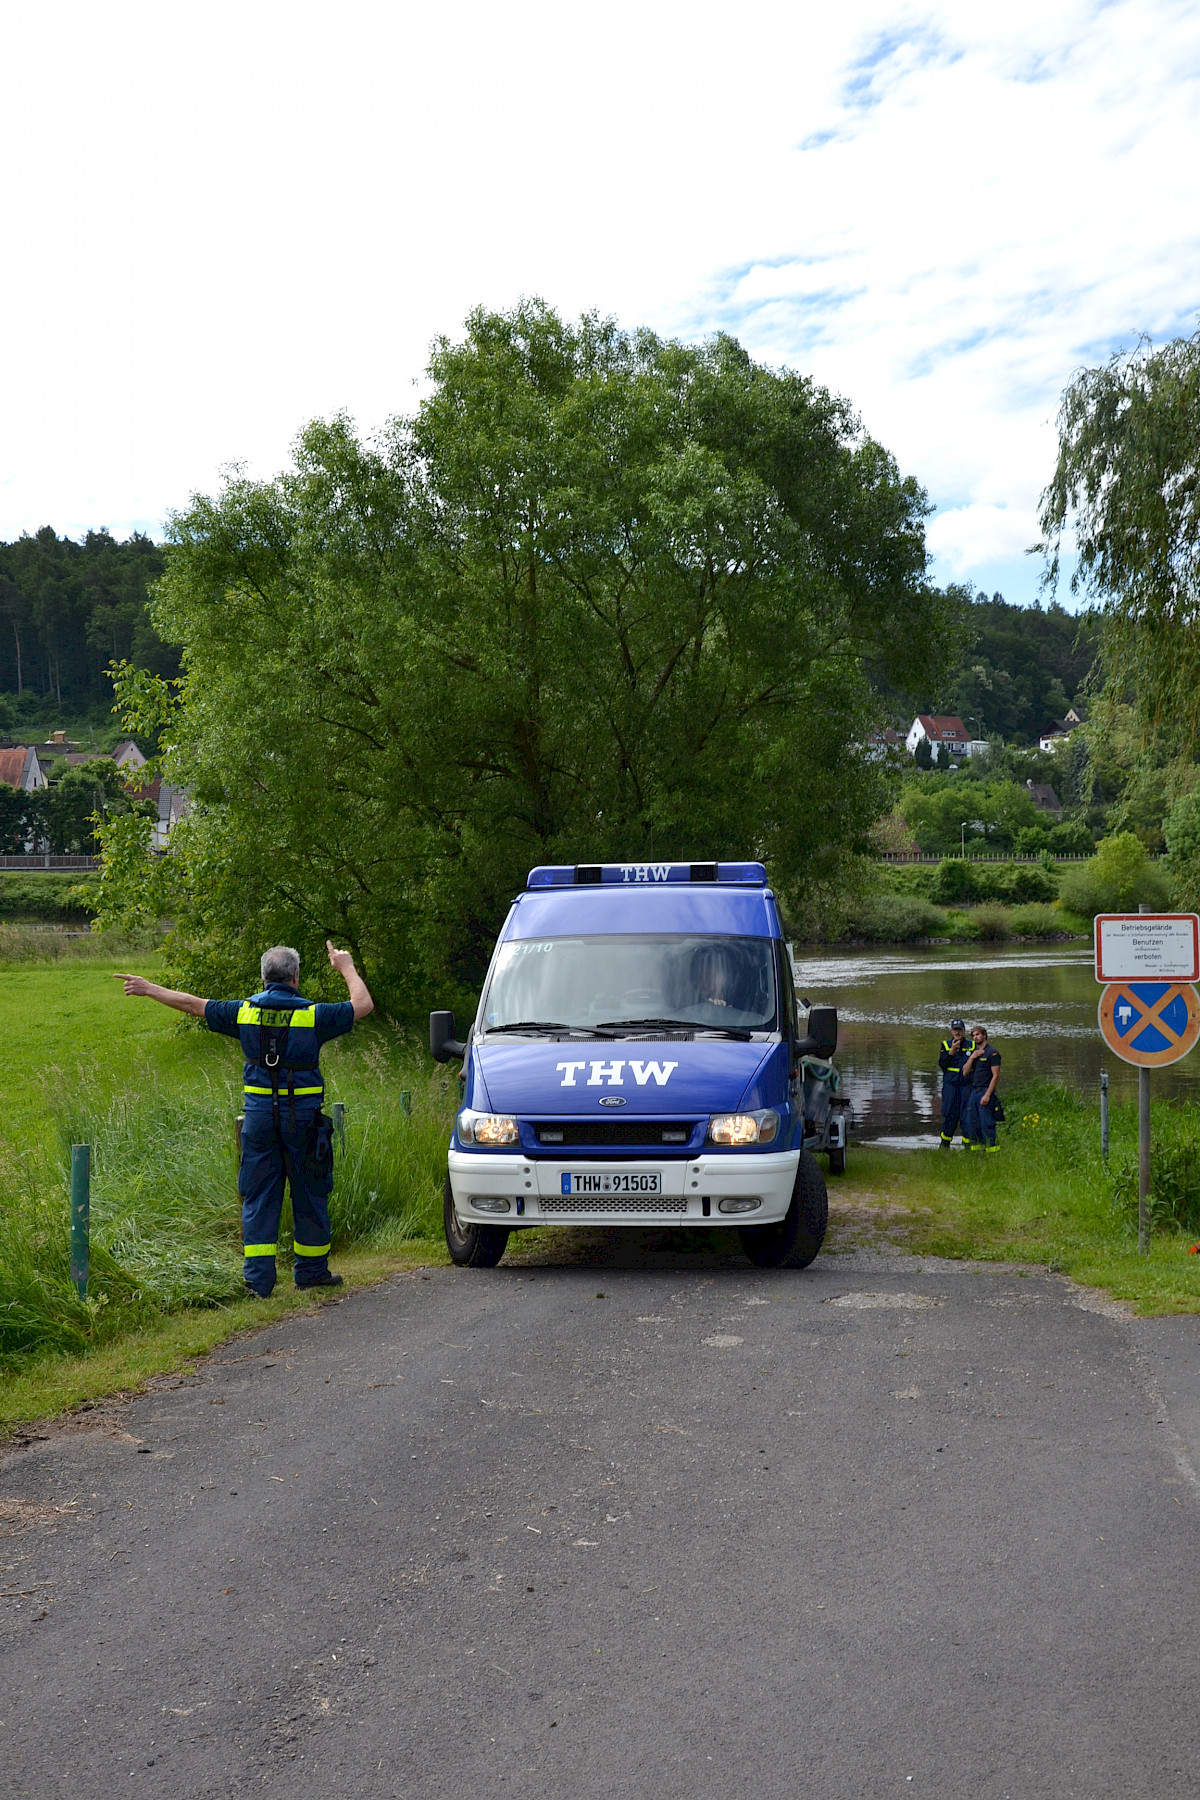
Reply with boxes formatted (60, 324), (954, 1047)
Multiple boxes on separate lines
(555, 1059), (677, 1088)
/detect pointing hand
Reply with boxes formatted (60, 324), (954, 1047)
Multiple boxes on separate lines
(115, 973), (153, 998)
(326, 940), (355, 977)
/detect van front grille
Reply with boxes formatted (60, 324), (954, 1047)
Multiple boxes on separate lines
(533, 1121), (697, 1147)
(540, 1192), (688, 1215)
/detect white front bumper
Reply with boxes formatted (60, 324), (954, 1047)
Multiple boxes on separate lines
(447, 1147), (800, 1227)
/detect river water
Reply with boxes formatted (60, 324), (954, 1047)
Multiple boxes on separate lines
(793, 942), (1200, 1147)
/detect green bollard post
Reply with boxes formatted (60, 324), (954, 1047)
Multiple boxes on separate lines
(399, 1090), (412, 1117)
(332, 1101), (345, 1152)
(70, 1144), (90, 1299)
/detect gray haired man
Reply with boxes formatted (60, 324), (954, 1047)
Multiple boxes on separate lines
(117, 941), (373, 1295)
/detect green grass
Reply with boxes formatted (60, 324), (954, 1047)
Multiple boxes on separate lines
(835, 1080), (1200, 1313)
(0, 950), (456, 1421)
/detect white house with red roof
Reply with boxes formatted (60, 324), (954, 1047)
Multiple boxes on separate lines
(905, 714), (987, 763)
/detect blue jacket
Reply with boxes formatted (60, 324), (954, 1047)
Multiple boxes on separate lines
(205, 984), (355, 1100)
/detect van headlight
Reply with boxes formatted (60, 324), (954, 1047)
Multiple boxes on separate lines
(457, 1109), (520, 1147)
(708, 1110), (780, 1147)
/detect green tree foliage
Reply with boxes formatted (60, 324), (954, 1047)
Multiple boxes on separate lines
(1057, 832), (1171, 919)
(111, 304), (951, 1014)
(899, 775), (1041, 855)
(0, 760), (133, 855)
(926, 856), (1057, 906)
(0, 528), (176, 707)
(1163, 789), (1200, 910)
(1040, 331), (1200, 757)
(40, 761), (126, 853)
(0, 783), (31, 854)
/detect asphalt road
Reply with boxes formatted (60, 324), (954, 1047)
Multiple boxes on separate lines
(5, 1235), (1200, 1800)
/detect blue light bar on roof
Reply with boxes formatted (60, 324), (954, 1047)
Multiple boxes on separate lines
(526, 861), (768, 889)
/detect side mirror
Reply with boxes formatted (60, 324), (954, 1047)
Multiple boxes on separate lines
(796, 1006), (837, 1061)
(430, 1009), (467, 1063)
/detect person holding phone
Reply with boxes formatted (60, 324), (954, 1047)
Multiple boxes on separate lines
(937, 1018), (969, 1148)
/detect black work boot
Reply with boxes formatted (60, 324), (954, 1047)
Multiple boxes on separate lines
(296, 1270), (343, 1289)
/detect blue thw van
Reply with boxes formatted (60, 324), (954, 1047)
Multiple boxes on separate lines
(430, 861), (838, 1270)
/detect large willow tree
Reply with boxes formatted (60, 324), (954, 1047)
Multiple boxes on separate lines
(1040, 330), (1200, 757)
(106, 304), (948, 1015)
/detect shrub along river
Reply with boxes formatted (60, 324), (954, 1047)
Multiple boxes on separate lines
(794, 941), (1200, 1147)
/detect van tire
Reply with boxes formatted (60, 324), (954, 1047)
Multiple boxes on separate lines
(739, 1150), (828, 1270)
(444, 1174), (510, 1267)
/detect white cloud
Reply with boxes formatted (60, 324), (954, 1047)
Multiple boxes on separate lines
(0, 0), (1197, 610)
(924, 504), (1038, 576)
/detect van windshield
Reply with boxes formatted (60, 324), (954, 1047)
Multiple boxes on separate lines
(483, 935), (778, 1035)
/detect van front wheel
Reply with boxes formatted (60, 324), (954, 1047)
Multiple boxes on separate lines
(444, 1174), (510, 1267)
(739, 1151), (828, 1270)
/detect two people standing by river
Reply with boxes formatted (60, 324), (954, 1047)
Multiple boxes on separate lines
(939, 1021), (1001, 1152)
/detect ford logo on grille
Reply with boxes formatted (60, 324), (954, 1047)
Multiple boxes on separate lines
(598, 1095), (626, 1107)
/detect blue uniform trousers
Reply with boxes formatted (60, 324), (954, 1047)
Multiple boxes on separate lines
(239, 1096), (333, 1295)
(940, 1077), (965, 1144)
(961, 1089), (998, 1151)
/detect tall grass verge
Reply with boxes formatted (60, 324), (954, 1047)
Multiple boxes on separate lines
(0, 924), (162, 963)
(0, 1023), (455, 1372)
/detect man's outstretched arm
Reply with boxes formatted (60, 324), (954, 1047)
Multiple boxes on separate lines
(327, 940), (374, 1020)
(115, 974), (208, 1017)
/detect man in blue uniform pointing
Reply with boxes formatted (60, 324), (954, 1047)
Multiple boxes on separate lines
(117, 941), (374, 1295)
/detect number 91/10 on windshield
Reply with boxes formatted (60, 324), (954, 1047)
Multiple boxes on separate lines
(482, 935), (778, 1037)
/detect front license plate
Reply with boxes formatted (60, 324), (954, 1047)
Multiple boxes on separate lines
(563, 1171), (662, 1195)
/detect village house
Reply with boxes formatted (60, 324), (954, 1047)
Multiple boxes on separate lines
(0, 745), (46, 791)
(867, 727), (907, 759)
(1037, 705), (1085, 754)
(1026, 780), (1063, 821)
(904, 714), (988, 763)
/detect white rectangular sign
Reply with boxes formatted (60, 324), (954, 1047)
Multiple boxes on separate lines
(1094, 913), (1200, 982)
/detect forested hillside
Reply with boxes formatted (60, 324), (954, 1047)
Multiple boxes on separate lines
(0, 528), (178, 714)
(928, 590), (1101, 743)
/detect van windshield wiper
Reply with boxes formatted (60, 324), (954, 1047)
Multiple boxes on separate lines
(484, 1020), (601, 1037)
(595, 1016), (754, 1041)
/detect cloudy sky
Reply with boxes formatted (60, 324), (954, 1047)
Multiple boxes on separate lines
(2, 0), (1198, 604)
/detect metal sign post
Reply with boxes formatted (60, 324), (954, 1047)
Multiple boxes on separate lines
(1138, 902), (1150, 1254)
(1094, 907), (1200, 1252)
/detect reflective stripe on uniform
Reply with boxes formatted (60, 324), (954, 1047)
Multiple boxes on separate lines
(237, 1003), (317, 1027)
(243, 1242), (278, 1256)
(293, 1240), (332, 1257)
(244, 1085), (323, 1096)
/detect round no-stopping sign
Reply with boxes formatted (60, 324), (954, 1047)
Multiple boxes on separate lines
(1097, 980), (1200, 1067)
